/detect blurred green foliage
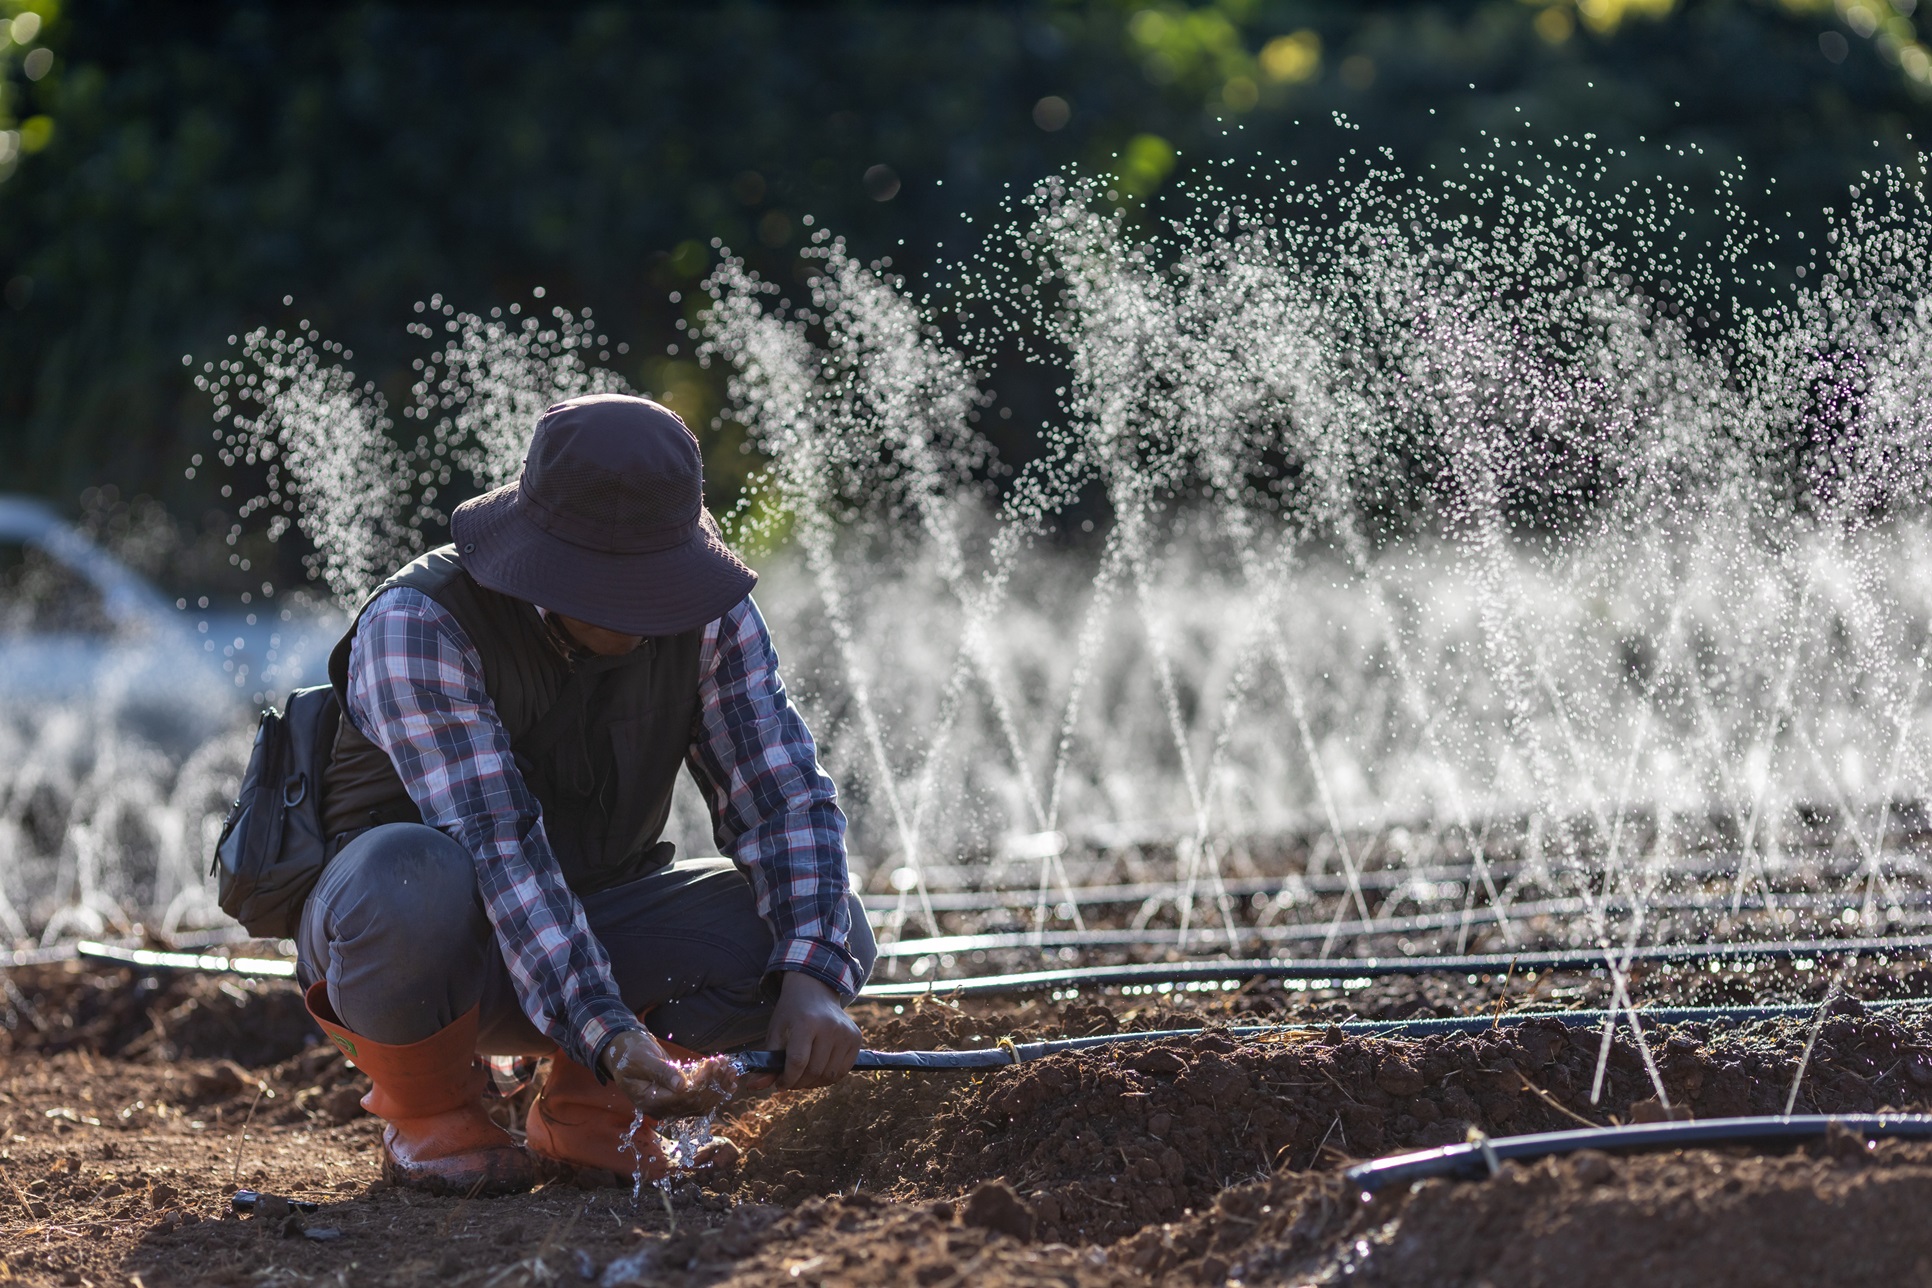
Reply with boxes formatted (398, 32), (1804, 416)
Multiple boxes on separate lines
(0, 0), (1925, 569)
(0, 0), (59, 181)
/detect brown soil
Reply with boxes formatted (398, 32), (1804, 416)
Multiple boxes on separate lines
(6, 961), (1932, 1286)
(1121, 1136), (1932, 1285)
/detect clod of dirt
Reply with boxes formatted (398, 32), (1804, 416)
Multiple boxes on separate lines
(695, 1136), (742, 1171)
(1571, 1150), (1616, 1186)
(1127, 1048), (1186, 1076)
(188, 1061), (250, 1099)
(1802, 1121), (1881, 1163)
(315, 1084), (365, 1123)
(960, 1180), (1037, 1241)
(1374, 1054), (1427, 1097)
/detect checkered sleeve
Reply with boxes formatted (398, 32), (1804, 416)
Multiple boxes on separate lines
(344, 587), (643, 1072)
(686, 596), (863, 999)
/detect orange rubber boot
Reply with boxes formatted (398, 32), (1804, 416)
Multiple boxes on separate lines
(524, 1037), (705, 1181)
(305, 983), (537, 1197)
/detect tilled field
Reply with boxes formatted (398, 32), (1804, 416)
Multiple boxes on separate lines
(7, 955), (1932, 1285)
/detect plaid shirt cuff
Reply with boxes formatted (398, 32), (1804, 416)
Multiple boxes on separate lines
(769, 936), (863, 1002)
(573, 995), (645, 1077)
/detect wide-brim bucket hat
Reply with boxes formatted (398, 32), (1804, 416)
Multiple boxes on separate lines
(450, 393), (755, 635)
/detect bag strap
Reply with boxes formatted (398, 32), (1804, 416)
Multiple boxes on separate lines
(243, 706), (289, 866)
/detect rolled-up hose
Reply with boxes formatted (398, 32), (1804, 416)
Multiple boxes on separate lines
(732, 996), (1932, 1073)
(861, 932), (1932, 1000)
(1345, 1114), (1932, 1192)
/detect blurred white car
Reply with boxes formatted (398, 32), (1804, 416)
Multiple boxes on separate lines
(0, 495), (339, 748)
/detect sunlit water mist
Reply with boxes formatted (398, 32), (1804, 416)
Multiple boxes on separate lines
(696, 149), (1932, 965)
(10, 138), (1932, 969)
(0, 703), (248, 945)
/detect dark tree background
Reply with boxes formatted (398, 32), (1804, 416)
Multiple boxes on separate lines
(0, 0), (1925, 572)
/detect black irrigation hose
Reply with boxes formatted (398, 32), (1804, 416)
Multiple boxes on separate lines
(869, 889), (1932, 959)
(1345, 1114), (1932, 1192)
(858, 847), (1896, 916)
(856, 864), (1518, 913)
(38, 926), (1923, 985)
(34, 933), (1932, 1002)
(0, 928), (265, 971)
(732, 997), (1932, 1073)
(861, 932), (1932, 1000)
(72, 941), (297, 979)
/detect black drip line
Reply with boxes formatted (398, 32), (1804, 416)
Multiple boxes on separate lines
(861, 932), (1932, 1000)
(45, 932), (1932, 995)
(1345, 1114), (1932, 1192)
(732, 996), (1932, 1073)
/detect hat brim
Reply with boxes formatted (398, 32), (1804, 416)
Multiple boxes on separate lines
(451, 482), (757, 635)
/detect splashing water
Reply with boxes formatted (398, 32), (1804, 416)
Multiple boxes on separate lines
(655, 1111), (719, 1215)
(416, 296), (634, 493)
(616, 1108), (651, 1208)
(615, 1060), (730, 1210)
(197, 324), (416, 607)
(691, 145), (1932, 964)
(0, 706), (249, 944)
(13, 134), (1932, 971)
(652, 1054), (741, 1199)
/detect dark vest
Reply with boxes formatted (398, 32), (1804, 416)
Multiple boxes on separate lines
(320, 546), (703, 894)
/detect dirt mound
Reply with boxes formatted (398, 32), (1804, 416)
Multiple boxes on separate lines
(3, 961), (317, 1066)
(725, 1005), (1932, 1243)
(596, 1190), (1140, 1287)
(1125, 1137), (1932, 1286)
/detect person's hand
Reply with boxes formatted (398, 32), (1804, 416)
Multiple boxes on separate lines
(762, 971), (862, 1090)
(598, 1028), (739, 1119)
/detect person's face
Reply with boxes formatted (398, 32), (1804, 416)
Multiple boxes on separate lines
(553, 612), (643, 656)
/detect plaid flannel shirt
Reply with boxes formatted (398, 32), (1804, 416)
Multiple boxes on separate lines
(343, 586), (860, 1072)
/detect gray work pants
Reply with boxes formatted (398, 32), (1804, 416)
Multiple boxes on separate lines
(295, 822), (876, 1055)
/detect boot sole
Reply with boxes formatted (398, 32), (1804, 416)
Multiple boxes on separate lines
(382, 1151), (538, 1198)
(527, 1150), (631, 1189)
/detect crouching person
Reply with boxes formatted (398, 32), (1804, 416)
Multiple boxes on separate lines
(296, 394), (875, 1195)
